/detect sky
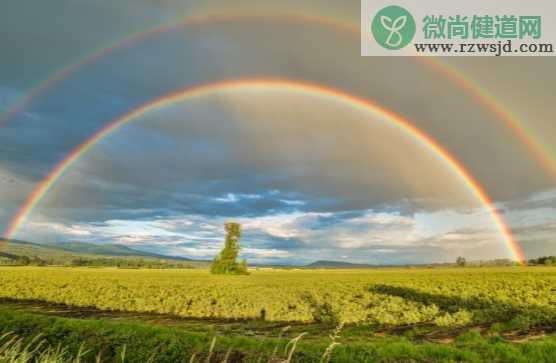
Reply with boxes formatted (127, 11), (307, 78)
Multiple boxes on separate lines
(0, 0), (554, 265)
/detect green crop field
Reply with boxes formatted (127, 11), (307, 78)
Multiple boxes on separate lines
(1, 266), (556, 362)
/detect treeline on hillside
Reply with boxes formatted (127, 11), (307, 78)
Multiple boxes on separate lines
(0, 253), (48, 266)
(453, 257), (556, 267)
(68, 257), (195, 269)
(528, 256), (556, 266)
(452, 257), (519, 267)
(0, 253), (195, 269)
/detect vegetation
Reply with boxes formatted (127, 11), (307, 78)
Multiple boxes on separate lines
(0, 240), (203, 268)
(0, 255), (196, 269)
(2, 307), (556, 363)
(0, 307), (350, 363)
(0, 253), (47, 266)
(210, 223), (248, 275)
(1, 267), (556, 361)
(1, 267), (556, 330)
(528, 256), (556, 266)
(67, 257), (195, 269)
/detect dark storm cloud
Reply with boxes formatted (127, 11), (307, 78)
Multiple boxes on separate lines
(511, 215), (556, 259)
(503, 189), (556, 211)
(241, 233), (307, 250)
(4, 21), (553, 206)
(0, 0), (177, 88)
(2, 8), (553, 200)
(24, 110), (458, 225)
(519, 240), (556, 260)
(512, 221), (556, 238)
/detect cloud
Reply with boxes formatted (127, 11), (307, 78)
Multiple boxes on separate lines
(16, 204), (520, 263)
(503, 189), (556, 211)
(242, 247), (290, 258)
(1, 0), (555, 264)
(212, 193), (262, 203)
(2, 14), (553, 209)
(27, 221), (94, 237)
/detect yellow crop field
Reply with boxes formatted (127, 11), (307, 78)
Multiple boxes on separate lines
(1, 266), (556, 329)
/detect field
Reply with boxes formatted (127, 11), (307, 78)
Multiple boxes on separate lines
(1, 266), (556, 362)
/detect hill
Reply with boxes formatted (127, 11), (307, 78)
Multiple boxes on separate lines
(0, 239), (208, 267)
(45, 241), (194, 261)
(305, 260), (376, 268)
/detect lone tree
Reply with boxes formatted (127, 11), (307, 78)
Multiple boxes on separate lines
(456, 256), (467, 267)
(211, 222), (248, 275)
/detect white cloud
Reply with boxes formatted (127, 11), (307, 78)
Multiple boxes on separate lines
(212, 193), (262, 203)
(29, 222), (93, 237)
(20, 205), (514, 262)
(242, 248), (290, 258)
(280, 199), (306, 206)
(174, 246), (220, 258)
(348, 211), (414, 226)
(213, 193), (239, 203)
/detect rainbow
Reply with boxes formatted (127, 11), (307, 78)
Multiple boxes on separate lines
(2, 79), (525, 263)
(422, 61), (556, 181)
(0, 12), (554, 182)
(0, 13), (347, 126)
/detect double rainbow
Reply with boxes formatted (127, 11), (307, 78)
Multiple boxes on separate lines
(0, 11), (536, 262)
(0, 12), (553, 181)
(2, 79), (525, 262)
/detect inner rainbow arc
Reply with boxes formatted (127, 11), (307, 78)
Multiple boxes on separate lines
(2, 79), (525, 263)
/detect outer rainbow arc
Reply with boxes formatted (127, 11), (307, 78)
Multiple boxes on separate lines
(0, 12), (350, 126)
(0, 12), (553, 183)
(422, 60), (556, 181)
(2, 79), (525, 263)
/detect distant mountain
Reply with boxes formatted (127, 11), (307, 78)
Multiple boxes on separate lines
(305, 260), (376, 268)
(0, 239), (77, 260)
(0, 239), (207, 266)
(47, 241), (194, 261)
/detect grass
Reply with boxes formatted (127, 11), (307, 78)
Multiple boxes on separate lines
(2, 266), (556, 361)
(1, 307), (556, 362)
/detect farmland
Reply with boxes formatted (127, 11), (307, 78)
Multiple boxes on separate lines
(2, 267), (556, 328)
(1, 266), (556, 362)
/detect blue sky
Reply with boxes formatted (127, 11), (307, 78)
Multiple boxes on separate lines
(0, 0), (555, 264)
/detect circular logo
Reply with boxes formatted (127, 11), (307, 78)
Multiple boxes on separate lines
(371, 5), (416, 50)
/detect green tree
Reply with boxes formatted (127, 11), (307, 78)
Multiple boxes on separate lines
(456, 256), (466, 267)
(16, 255), (31, 266)
(239, 259), (248, 273)
(527, 256), (556, 266)
(211, 223), (248, 275)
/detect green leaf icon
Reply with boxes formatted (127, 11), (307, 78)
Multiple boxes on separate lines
(372, 6), (416, 50)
